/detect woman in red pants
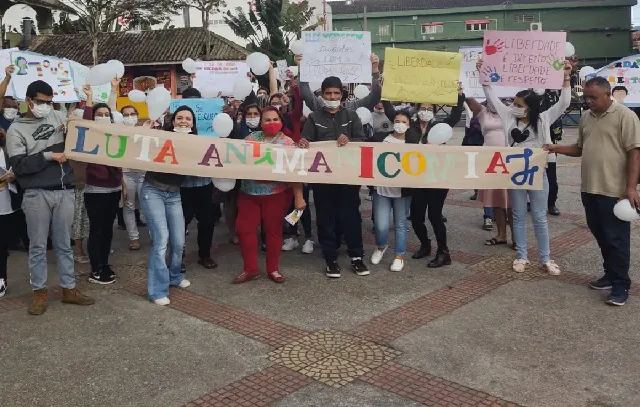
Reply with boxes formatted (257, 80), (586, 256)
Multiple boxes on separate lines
(234, 107), (306, 284)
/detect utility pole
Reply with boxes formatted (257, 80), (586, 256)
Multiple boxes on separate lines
(363, 5), (367, 31)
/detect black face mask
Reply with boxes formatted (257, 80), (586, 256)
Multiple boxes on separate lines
(510, 125), (530, 145)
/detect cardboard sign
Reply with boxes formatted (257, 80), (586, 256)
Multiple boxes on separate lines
(458, 46), (523, 100)
(69, 60), (112, 103)
(0, 48), (17, 97)
(301, 31), (372, 84)
(193, 61), (250, 97)
(592, 54), (640, 107)
(382, 47), (461, 105)
(169, 98), (225, 136)
(10, 51), (78, 103)
(65, 119), (547, 190)
(479, 30), (566, 89)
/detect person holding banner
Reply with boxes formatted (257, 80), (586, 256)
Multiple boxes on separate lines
(139, 106), (194, 306)
(408, 89), (465, 268)
(7, 80), (95, 314)
(234, 107), (306, 284)
(1, 65), (19, 132)
(478, 59), (572, 276)
(298, 76), (369, 279)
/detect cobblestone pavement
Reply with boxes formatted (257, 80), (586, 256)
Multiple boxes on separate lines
(2, 129), (640, 407)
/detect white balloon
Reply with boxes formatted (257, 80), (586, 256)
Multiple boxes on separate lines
(303, 102), (312, 118)
(213, 178), (236, 192)
(290, 40), (305, 55)
(107, 60), (125, 78)
(354, 84), (370, 99)
(246, 52), (271, 76)
(182, 58), (197, 74)
(146, 86), (171, 121)
(427, 123), (453, 144)
(128, 89), (146, 103)
(233, 79), (253, 100)
(287, 66), (299, 77)
(200, 88), (219, 98)
(613, 199), (640, 222)
(111, 111), (124, 124)
(212, 113), (234, 137)
(356, 107), (372, 125)
(564, 42), (575, 58)
(87, 63), (114, 86)
(579, 66), (596, 80)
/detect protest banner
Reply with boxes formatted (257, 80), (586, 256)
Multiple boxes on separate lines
(382, 48), (461, 105)
(69, 60), (112, 103)
(169, 98), (225, 136)
(479, 30), (566, 89)
(10, 51), (78, 103)
(591, 54), (640, 107)
(0, 48), (17, 97)
(459, 46), (523, 100)
(300, 31), (372, 84)
(65, 119), (546, 190)
(193, 61), (249, 97)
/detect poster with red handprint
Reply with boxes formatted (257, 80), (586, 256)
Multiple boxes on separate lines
(479, 30), (567, 89)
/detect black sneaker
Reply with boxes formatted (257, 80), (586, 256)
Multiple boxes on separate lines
(548, 205), (560, 216)
(103, 265), (116, 279)
(351, 258), (370, 276)
(89, 272), (115, 285)
(589, 276), (612, 291)
(606, 286), (629, 306)
(326, 262), (342, 278)
(0, 278), (6, 297)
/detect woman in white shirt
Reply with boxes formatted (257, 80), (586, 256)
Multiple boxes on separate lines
(478, 59), (572, 275)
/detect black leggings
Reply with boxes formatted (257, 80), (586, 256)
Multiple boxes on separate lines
(410, 188), (449, 249)
(85, 191), (120, 272)
(546, 162), (558, 207)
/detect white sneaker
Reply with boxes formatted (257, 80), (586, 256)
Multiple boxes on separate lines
(282, 238), (299, 251)
(370, 246), (387, 265)
(153, 297), (170, 306)
(301, 239), (314, 254)
(390, 258), (404, 272)
(512, 258), (530, 273)
(178, 279), (191, 288)
(543, 260), (561, 276)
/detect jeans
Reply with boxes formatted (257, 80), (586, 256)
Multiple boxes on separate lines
(546, 162), (558, 207)
(85, 191), (120, 273)
(410, 188), (449, 249)
(22, 189), (76, 290)
(484, 207), (493, 219)
(508, 173), (550, 263)
(313, 184), (364, 264)
(373, 192), (411, 255)
(582, 193), (631, 290)
(181, 183), (219, 260)
(140, 183), (185, 301)
(123, 172), (145, 240)
(237, 190), (292, 274)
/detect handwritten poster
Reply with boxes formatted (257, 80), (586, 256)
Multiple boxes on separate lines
(193, 61), (249, 97)
(10, 51), (77, 103)
(169, 98), (225, 136)
(458, 46), (523, 100)
(382, 48), (461, 105)
(276, 60), (288, 84)
(0, 48), (17, 97)
(479, 30), (566, 89)
(301, 31), (372, 84)
(591, 54), (640, 107)
(69, 60), (112, 103)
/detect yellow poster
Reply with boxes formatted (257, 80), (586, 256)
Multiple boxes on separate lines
(382, 48), (462, 105)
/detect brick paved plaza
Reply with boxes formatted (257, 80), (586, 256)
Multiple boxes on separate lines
(2, 129), (639, 407)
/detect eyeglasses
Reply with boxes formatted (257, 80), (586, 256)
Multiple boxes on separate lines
(31, 98), (54, 106)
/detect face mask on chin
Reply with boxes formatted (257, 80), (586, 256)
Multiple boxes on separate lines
(3, 108), (18, 121)
(30, 102), (52, 119)
(173, 126), (192, 134)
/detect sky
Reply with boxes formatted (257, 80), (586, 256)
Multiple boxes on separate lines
(634, 4), (640, 26)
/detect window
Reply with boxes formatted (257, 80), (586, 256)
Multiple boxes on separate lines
(378, 24), (391, 37)
(421, 23), (443, 35)
(514, 14), (538, 23)
(465, 22), (488, 31)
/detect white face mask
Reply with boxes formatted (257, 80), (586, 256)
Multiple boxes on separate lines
(511, 106), (527, 118)
(374, 107), (384, 113)
(173, 126), (191, 134)
(122, 115), (138, 126)
(418, 110), (434, 122)
(393, 123), (409, 134)
(246, 117), (260, 129)
(323, 99), (341, 109)
(272, 104), (282, 110)
(95, 116), (111, 123)
(3, 108), (18, 121)
(30, 102), (52, 119)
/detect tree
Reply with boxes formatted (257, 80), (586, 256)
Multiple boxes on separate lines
(51, 0), (183, 65)
(224, 0), (321, 62)
(178, 0), (226, 60)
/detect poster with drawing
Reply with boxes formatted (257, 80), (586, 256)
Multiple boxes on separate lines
(10, 51), (78, 103)
(591, 54), (640, 107)
(459, 46), (523, 100)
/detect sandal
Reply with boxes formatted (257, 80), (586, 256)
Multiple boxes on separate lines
(129, 240), (141, 251)
(485, 238), (507, 246)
